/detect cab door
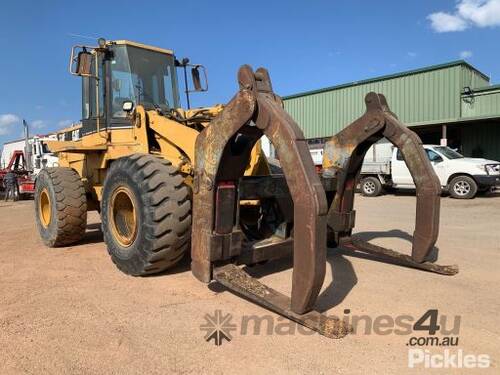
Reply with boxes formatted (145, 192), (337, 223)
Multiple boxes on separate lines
(391, 149), (414, 186)
(81, 52), (106, 137)
(425, 148), (447, 186)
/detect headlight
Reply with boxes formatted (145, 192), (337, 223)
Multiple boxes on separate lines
(485, 164), (500, 175)
(476, 164), (487, 172)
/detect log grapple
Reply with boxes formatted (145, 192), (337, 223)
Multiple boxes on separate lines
(190, 66), (458, 339)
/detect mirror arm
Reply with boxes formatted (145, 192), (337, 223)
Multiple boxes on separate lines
(183, 64), (191, 109)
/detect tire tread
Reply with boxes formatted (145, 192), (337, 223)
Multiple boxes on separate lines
(102, 154), (191, 276)
(35, 168), (87, 247)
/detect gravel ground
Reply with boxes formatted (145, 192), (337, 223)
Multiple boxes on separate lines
(0, 192), (499, 374)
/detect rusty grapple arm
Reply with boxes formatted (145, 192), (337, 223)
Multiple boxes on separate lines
(323, 93), (458, 275)
(191, 65), (350, 338)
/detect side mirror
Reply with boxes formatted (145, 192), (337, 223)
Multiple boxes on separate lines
(70, 45), (95, 76)
(76, 51), (93, 76)
(190, 65), (208, 92)
(122, 100), (134, 113)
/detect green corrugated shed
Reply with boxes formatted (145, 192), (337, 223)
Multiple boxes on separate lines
(460, 86), (500, 160)
(283, 61), (490, 139)
(461, 85), (500, 119)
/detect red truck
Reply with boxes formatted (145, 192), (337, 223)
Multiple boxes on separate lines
(0, 150), (35, 199)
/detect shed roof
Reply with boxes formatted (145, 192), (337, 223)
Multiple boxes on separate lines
(283, 60), (490, 100)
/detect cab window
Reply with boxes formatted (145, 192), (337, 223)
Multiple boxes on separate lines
(425, 149), (443, 163)
(110, 45), (179, 118)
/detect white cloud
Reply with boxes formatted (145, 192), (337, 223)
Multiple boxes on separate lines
(460, 50), (473, 58)
(407, 52), (417, 58)
(427, 12), (468, 32)
(35, 105), (44, 110)
(458, 0), (500, 27)
(428, 0), (500, 32)
(0, 114), (20, 126)
(0, 114), (20, 135)
(31, 120), (47, 129)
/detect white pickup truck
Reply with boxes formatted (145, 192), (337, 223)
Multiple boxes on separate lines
(359, 143), (500, 199)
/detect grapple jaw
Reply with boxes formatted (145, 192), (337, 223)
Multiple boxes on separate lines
(323, 93), (457, 274)
(190, 77), (457, 340)
(191, 65), (350, 337)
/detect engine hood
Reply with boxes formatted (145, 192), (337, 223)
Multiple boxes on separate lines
(456, 157), (500, 165)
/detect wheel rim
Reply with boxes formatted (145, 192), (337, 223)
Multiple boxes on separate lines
(110, 187), (138, 247)
(39, 188), (52, 228)
(453, 180), (471, 196)
(364, 181), (376, 194)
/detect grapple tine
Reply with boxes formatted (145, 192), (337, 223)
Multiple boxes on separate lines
(340, 238), (458, 276)
(252, 75), (328, 314)
(382, 113), (441, 262)
(214, 264), (351, 338)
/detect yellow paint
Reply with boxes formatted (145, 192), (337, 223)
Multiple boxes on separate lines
(39, 188), (52, 227)
(148, 112), (199, 164)
(109, 185), (138, 247)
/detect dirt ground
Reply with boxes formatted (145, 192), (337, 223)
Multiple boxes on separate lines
(0, 192), (499, 374)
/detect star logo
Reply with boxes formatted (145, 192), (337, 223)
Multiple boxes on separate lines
(200, 310), (237, 346)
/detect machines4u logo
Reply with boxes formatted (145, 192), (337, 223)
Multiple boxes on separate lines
(200, 310), (237, 346)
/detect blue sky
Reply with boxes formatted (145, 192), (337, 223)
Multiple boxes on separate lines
(0, 0), (499, 145)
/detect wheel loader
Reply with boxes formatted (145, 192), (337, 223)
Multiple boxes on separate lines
(34, 39), (457, 339)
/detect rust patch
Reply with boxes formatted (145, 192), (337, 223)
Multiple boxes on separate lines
(319, 316), (352, 339)
(215, 265), (270, 298)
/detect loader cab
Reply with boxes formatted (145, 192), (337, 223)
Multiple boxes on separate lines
(71, 40), (181, 137)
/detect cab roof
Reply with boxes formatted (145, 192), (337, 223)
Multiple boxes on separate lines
(107, 40), (174, 55)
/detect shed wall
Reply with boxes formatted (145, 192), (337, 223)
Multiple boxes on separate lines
(284, 62), (492, 139)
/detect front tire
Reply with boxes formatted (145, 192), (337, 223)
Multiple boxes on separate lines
(449, 175), (477, 199)
(360, 176), (383, 197)
(34, 168), (87, 246)
(101, 154), (191, 276)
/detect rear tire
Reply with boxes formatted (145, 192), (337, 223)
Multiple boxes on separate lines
(449, 175), (477, 199)
(360, 177), (382, 197)
(101, 154), (191, 276)
(35, 168), (87, 246)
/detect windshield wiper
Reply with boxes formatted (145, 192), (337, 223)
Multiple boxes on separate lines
(135, 84), (163, 111)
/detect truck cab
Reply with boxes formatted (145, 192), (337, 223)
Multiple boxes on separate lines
(31, 136), (59, 175)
